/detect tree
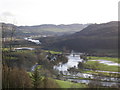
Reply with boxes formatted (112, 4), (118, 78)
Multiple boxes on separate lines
(88, 75), (103, 88)
(9, 25), (16, 51)
(2, 65), (10, 88)
(1, 23), (16, 50)
(2, 65), (32, 88)
(78, 62), (84, 70)
(80, 54), (88, 62)
(2, 23), (16, 76)
(31, 65), (42, 88)
(42, 76), (59, 88)
(9, 68), (32, 88)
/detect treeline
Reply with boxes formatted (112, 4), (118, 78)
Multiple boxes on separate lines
(2, 65), (32, 88)
(2, 65), (60, 88)
(42, 21), (118, 57)
(2, 48), (68, 88)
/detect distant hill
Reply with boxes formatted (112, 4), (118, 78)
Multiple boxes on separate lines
(46, 21), (118, 56)
(0, 23), (89, 38)
(1, 21), (118, 56)
(18, 24), (88, 36)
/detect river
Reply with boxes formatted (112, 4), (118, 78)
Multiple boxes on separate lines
(24, 37), (41, 44)
(90, 60), (120, 66)
(14, 37), (41, 50)
(54, 54), (83, 71)
(21, 37), (120, 87)
(54, 53), (120, 87)
(54, 53), (119, 72)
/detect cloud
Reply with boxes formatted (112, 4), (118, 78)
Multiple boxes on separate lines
(0, 12), (17, 24)
(1, 12), (14, 17)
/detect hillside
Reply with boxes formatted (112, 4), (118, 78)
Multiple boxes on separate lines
(1, 21), (118, 56)
(46, 21), (118, 56)
(0, 23), (88, 38)
(18, 24), (88, 36)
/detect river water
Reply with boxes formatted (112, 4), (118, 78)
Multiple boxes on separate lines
(54, 54), (83, 71)
(90, 60), (120, 66)
(14, 37), (41, 50)
(54, 53), (119, 72)
(54, 53), (120, 87)
(68, 79), (119, 87)
(14, 47), (35, 50)
(24, 37), (41, 44)
(20, 37), (120, 87)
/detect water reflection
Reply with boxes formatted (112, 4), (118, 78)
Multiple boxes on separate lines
(24, 37), (41, 44)
(54, 54), (83, 71)
(91, 60), (120, 66)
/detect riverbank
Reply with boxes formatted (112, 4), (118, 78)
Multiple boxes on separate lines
(5, 36), (119, 88)
(84, 61), (119, 72)
(87, 56), (119, 63)
(55, 79), (87, 88)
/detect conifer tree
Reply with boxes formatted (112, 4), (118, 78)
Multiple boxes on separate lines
(31, 65), (42, 88)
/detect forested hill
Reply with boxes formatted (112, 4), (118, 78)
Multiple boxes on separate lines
(48, 21), (118, 56)
(1, 21), (118, 56)
(17, 24), (89, 36)
(1, 23), (89, 37)
(73, 21), (118, 37)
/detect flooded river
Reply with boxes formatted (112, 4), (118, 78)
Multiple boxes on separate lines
(21, 37), (120, 87)
(54, 54), (83, 71)
(90, 60), (120, 66)
(54, 53), (120, 87)
(24, 37), (41, 44)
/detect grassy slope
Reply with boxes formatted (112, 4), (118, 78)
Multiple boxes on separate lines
(55, 79), (87, 88)
(87, 56), (119, 63)
(44, 50), (62, 54)
(84, 61), (119, 72)
(27, 72), (87, 88)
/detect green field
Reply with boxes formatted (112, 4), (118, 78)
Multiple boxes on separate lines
(55, 79), (87, 88)
(44, 50), (62, 54)
(87, 56), (119, 63)
(84, 61), (119, 72)
(27, 72), (87, 88)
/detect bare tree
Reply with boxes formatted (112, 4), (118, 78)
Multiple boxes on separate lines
(2, 22), (16, 89)
(1, 23), (6, 48)
(9, 24), (16, 51)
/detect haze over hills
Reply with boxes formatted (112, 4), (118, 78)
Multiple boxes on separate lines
(1, 21), (118, 56)
(44, 21), (118, 56)
(1, 23), (89, 37)
(18, 24), (89, 36)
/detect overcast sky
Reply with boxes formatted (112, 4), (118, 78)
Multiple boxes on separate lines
(0, 0), (119, 26)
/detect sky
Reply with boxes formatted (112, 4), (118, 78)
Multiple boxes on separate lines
(0, 0), (119, 26)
